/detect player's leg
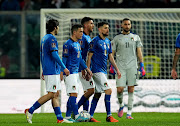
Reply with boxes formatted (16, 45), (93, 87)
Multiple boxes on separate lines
(116, 68), (126, 118)
(78, 72), (95, 112)
(89, 93), (101, 122)
(126, 67), (137, 119)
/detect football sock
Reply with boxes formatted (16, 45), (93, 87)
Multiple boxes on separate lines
(69, 96), (79, 116)
(78, 95), (88, 110)
(89, 97), (99, 117)
(127, 92), (134, 115)
(83, 99), (89, 112)
(117, 92), (124, 107)
(29, 101), (41, 114)
(66, 98), (72, 117)
(54, 107), (63, 120)
(105, 94), (111, 116)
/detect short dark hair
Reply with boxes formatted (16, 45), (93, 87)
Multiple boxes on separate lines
(122, 18), (131, 23)
(81, 17), (93, 26)
(97, 21), (109, 28)
(46, 19), (59, 34)
(71, 24), (83, 34)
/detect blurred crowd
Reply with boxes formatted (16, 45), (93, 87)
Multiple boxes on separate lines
(0, 0), (180, 11)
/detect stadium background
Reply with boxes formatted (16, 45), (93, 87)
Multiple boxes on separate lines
(0, 0), (180, 114)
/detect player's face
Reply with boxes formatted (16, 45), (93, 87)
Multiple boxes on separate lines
(75, 27), (83, 39)
(87, 20), (94, 32)
(55, 26), (59, 35)
(121, 20), (131, 33)
(100, 24), (109, 37)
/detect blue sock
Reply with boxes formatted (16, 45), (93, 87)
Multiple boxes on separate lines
(54, 107), (63, 120)
(29, 101), (41, 114)
(69, 96), (78, 115)
(83, 99), (89, 112)
(105, 94), (111, 116)
(66, 98), (72, 117)
(78, 95), (88, 109)
(89, 97), (99, 117)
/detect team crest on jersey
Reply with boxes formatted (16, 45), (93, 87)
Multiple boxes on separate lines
(51, 43), (56, 48)
(107, 44), (110, 49)
(72, 86), (76, 90)
(104, 83), (108, 87)
(90, 81), (93, 85)
(79, 40), (83, 45)
(64, 49), (68, 54)
(53, 85), (56, 90)
(90, 44), (94, 49)
(131, 37), (134, 41)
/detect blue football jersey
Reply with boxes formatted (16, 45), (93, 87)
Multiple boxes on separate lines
(78, 32), (92, 71)
(62, 38), (82, 74)
(89, 35), (112, 74)
(175, 33), (180, 48)
(40, 34), (60, 75)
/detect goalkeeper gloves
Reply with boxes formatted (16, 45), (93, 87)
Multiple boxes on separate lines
(109, 64), (116, 75)
(139, 62), (146, 77)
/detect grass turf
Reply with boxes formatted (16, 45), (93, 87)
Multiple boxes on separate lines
(0, 113), (180, 126)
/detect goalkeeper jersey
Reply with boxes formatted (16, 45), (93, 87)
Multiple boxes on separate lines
(89, 35), (112, 74)
(111, 32), (143, 69)
(40, 34), (60, 75)
(175, 33), (180, 48)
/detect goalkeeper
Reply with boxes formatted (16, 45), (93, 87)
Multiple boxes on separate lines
(111, 18), (145, 119)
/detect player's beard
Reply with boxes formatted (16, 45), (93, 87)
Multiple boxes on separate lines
(123, 28), (130, 33)
(102, 32), (108, 37)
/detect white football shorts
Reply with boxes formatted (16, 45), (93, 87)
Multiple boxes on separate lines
(79, 72), (95, 91)
(44, 74), (61, 93)
(93, 72), (111, 93)
(64, 73), (80, 95)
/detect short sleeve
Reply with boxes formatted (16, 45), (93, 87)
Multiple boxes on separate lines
(175, 34), (180, 48)
(111, 37), (116, 51)
(108, 40), (112, 54)
(62, 43), (70, 57)
(49, 37), (58, 51)
(136, 35), (143, 48)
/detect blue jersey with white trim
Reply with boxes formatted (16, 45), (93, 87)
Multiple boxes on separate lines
(89, 35), (112, 74)
(175, 33), (180, 48)
(63, 38), (82, 74)
(78, 33), (91, 71)
(40, 34), (60, 75)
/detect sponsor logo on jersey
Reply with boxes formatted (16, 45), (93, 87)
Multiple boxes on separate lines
(53, 85), (56, 90)
(107, 44), (110, 49)
(131, 37), (134, 41)
(51, 43), (56, 48)
(79, 40), (83, 45)
(90, 43), (94, 49)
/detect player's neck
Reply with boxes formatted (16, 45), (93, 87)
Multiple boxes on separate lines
(99, 34), (106, 40)
(71, 36), (78, 42)
(50, 31), (55, 36)
(84, 29), (90, 35)
(122, 31), (130, 35)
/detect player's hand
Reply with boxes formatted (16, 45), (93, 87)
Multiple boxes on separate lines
(85, 68), (93, 80)
(139, 62), (146, 77)
(41, 72), (44, 80)
(116, 69), (121, 79)
(171, 69), (178, 80)
(64, 68), (70, 76)
(60, 72), (63, 81)
(81, 70), (86, 79)
(109, 64), (116, 75)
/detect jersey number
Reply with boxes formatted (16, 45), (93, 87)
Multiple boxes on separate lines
(126, 42), (129, 48)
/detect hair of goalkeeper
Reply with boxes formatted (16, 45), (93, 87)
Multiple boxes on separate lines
(97, 21), (109, 28)
(81, 17), (93, 27)
(46, 19), (59, 34)
(71, 24), (83, 34)
(122, 18), (131, 23)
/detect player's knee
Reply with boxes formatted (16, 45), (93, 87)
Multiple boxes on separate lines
(94, 93), (101, 99)
(117, 87), (124, 93)
(105, 88), (112, 95)
(87, 88), (95, 95)
(128, 86), (134, 93)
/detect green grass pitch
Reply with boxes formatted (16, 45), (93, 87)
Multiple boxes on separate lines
(0, 113), (180, 126)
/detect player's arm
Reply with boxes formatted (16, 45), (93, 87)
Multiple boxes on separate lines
(171, 48), (180, 80)
(109, 53), (121, 79)
(86, 52), (93, 69)
(137, 47), (145, 77)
